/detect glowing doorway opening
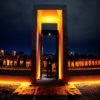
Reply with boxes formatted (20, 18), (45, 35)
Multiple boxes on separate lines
(41, 29), (58, 80)
(36, 10), (63, 80)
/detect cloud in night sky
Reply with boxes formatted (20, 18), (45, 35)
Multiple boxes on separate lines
(0, 0), (100, 54)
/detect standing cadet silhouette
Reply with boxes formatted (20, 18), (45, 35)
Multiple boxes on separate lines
(47, 56), (52, 78)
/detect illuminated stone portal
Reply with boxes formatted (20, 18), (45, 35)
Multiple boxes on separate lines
(32, 5), (67, 83)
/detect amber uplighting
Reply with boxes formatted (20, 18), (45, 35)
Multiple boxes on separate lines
(69, 81), (100, 84)
(36, 10), (63, 80)
(69, 75), (100, 84)
(0, 75), (31, 83)
(0, 81), (30, 85)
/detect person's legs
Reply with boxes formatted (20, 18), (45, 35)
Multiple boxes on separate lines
(47, 65), (49, 78)
(50, 64), (52, 77)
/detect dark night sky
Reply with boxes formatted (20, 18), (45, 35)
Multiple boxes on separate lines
(0, 0), (100, 55)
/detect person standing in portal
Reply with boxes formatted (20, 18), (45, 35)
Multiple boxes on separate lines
(47, 57), (52, 78)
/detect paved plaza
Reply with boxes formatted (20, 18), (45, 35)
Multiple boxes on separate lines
(0, 81), (100, 100)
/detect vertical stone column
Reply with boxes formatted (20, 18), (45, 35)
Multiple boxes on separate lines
(31, 8), (37, 83)
(63, 6), (68, 83)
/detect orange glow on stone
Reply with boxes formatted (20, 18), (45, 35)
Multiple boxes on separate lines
(37, 10), (63, 80)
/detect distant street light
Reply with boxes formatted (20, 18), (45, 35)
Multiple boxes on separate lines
(48, 33), (51, 36)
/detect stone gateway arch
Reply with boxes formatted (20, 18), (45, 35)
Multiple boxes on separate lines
(31, 5), (68, 83)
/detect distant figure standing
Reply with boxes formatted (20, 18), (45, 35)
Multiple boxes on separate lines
(47, 58), (52, 78)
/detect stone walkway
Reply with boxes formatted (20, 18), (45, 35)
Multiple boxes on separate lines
(13, 83), (82, 96)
